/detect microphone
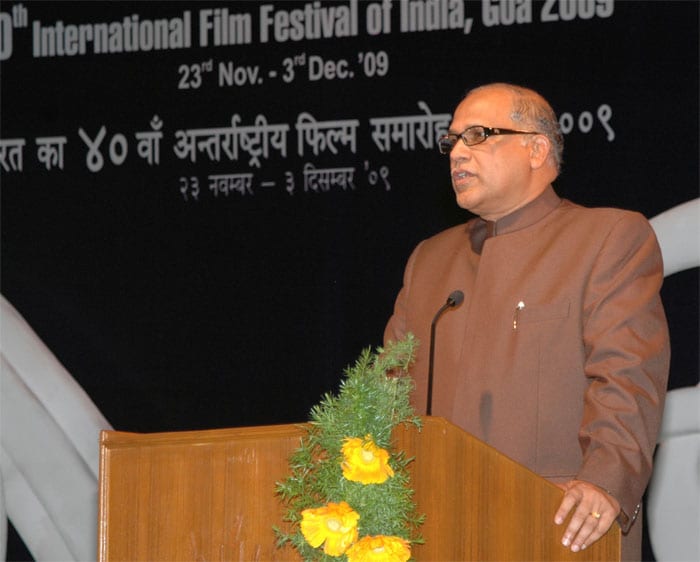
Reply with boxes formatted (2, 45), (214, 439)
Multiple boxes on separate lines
(427, 290), (464, 415)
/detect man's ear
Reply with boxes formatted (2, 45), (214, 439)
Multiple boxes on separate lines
(529, 135), (551, 169)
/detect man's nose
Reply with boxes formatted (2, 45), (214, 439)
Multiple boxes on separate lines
(450, 143), (471, 162)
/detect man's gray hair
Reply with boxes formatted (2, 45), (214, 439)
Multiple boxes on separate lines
(469, 83), (564, 172)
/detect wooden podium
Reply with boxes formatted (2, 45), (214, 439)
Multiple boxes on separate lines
(98, 417), (620, 561)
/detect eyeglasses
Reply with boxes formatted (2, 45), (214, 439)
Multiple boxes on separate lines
(438, 125), (540, 154)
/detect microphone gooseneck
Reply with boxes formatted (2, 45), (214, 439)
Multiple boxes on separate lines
(427, 290), (464, 416)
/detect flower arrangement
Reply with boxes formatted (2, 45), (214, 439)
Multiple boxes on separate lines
(275, 334), (424, 561)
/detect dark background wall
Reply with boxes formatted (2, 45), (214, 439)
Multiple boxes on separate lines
(1, 1), (697, 560)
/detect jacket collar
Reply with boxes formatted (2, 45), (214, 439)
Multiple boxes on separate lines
(469, 185), (561, 254)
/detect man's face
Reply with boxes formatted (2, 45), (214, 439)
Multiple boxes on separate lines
(447, 88), (541, 221)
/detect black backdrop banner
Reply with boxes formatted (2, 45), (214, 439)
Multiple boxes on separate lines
(1, 0), (697, 436)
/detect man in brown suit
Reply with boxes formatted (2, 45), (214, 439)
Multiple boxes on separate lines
(384, 83), (670, 560)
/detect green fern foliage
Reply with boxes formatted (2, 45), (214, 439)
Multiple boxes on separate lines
(275, 334), (424, 561)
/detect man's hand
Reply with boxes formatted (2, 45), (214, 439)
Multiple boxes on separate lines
(554, 480), (621, 552)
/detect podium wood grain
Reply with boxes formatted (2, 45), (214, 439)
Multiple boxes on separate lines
(99, 417), (619, 561)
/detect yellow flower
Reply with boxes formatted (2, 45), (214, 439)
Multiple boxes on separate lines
(300, 501), (360, 556)
(341, 435), (395, 484)
(346, 535), (411, 562)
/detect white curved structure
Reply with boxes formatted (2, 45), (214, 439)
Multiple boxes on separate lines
(1, 295), (112, 561)
(649, 197), (700, 277)
(647, 198), (700, 562)
(647, 385), (700, 561)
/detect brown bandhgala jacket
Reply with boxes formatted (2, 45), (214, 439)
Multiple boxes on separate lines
(384, 186), (670, 560)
